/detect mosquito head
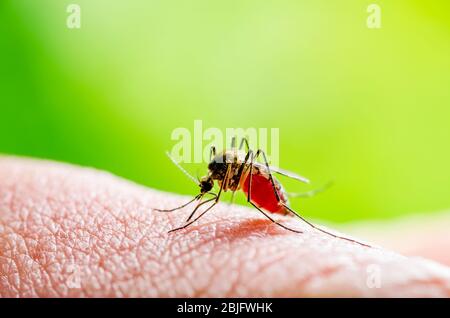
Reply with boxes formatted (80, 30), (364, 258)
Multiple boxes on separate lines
(199, 176), (214, 193)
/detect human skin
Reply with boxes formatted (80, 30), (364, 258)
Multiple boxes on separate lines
(0, 156), (449, 297)
(341, 212), (450, 267)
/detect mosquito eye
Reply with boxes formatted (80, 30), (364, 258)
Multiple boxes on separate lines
(200, 180), (213, 192)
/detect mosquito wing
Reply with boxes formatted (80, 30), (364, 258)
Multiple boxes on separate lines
(268, 165), (310, 184)
(252, 162), (310, 183)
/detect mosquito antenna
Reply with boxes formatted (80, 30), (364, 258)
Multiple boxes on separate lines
(165, 151), (199, 185)
(196, 168), (202, 183)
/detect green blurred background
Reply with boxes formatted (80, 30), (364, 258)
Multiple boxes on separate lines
(1, 1), (449, 222)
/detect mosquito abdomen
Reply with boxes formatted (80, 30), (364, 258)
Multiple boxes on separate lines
(241, 172), (288, 214)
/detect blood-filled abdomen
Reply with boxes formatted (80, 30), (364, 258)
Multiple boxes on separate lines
(241, 172), (289, 214)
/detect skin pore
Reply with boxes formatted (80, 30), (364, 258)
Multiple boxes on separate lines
(0, 156), (449, 297)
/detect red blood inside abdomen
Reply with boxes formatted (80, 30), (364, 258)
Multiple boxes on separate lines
(242, 173), (283, 213)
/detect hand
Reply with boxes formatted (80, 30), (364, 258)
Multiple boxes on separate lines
(0, 156), (449, 297)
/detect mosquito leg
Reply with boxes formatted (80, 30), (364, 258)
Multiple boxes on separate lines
(169, 200), (219, 233)
(239, 137), (249, 152)
(185, 195), (216, 223)
(237, 149), (252, 184)
(252, 150), (370, 246)
(250, 202), (303, 234)
(209, 145), (216, 161)
(169, 164), (231, 232)
(229, 191), (236, 205)
(231, 136), (237, 149)
(231, 149), (252, 202)
(227, 149), (252, 206)
(253, 149), (281, 202)
(215, 163), (231, 200)
(247, 150), (255, 204)
(153, 194), (201, 212)
(281, 203), (371, 247)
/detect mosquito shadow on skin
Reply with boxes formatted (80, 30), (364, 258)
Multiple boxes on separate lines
(162, 218), (304, 253)
(213, 218), (300, 239)
(184, 220), (303, 253)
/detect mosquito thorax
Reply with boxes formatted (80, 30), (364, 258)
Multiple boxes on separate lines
(208, 153), (230, 181)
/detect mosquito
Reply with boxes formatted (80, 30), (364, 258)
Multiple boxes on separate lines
(155, 137), (370, 248)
